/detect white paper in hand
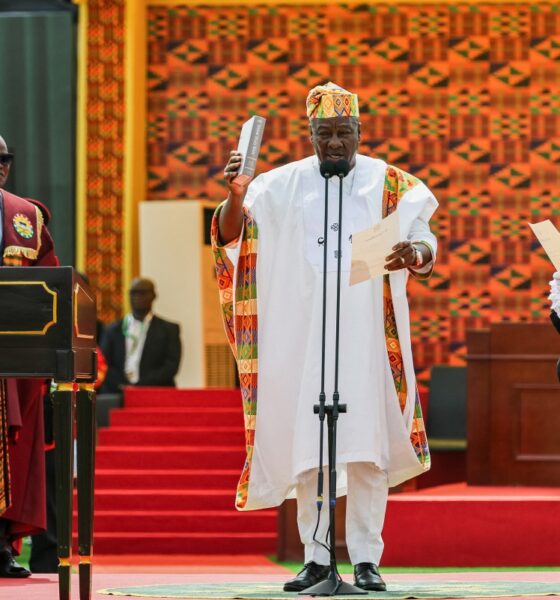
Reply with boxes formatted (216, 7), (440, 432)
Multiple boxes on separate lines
(529, 219), (560, 271)
(350, 210), (400, 285)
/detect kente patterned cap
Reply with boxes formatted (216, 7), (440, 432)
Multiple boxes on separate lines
(306, 81), (359, 120)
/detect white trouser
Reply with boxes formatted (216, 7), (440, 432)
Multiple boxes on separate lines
(295, 462), (388, 566)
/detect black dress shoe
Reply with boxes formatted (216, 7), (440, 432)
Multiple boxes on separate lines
(0, 549), (31, 578)
(283, 561), (330, 592)
(354, 562), (386, 591)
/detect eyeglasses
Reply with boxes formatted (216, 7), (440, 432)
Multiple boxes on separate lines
(0, 153), (14, 166)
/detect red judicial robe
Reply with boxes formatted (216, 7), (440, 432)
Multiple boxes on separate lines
(0, 189), (58, 552)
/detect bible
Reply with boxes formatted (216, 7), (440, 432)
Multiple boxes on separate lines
(236, 115), (266, 183)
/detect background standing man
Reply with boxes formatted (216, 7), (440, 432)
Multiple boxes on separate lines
(212, 83), (438, 592)
(100, 277), (182, 394)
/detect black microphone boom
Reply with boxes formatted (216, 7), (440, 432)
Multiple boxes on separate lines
(304, 154), (366, 597)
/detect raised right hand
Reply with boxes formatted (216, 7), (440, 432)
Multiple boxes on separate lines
(218, 151), (250, 244)
(224, 151), (252, 202)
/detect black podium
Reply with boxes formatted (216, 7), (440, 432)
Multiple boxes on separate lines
(0, 266), (97, 600)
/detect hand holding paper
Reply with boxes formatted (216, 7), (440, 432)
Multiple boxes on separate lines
(528, 219), (560, 271)
(350, 210), (400, 285)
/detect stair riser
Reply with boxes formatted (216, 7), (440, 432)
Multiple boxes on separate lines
(125, 394), (241, 408)
(96, 451), (246, 470)
(98, 430), (244, 446)
(74, 514), (276, 534)
(110, 412), (242, 427)
(90, 494), (240, 511)
(76, 536), (276, 555)
(94, 473), (241, 490)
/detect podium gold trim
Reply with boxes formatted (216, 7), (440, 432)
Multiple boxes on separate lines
(0, 281), (57, 335)
(73, 284), (96, 340)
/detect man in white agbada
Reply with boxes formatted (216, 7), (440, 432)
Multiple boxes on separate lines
(212, 82), (438, 592)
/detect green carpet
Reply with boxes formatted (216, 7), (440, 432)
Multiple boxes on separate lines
(98, 580), (560, 598)
(274, 562), (560, 574)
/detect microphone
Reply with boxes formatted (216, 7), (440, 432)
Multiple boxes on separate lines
(334, 159), (350, 178)
(319, 159), (351, 179)
(319, 160), (336, 179)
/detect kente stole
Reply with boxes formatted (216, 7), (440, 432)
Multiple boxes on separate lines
(382, 166), (430, 471)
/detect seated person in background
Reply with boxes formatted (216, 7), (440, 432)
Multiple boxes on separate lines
(100, 277), (181, 393)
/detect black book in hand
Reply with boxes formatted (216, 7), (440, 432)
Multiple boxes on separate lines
(236, 115), (266, 182)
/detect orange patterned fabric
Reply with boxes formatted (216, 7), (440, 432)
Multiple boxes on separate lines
(146, 3), (560, 388)
(382, 165), (430, 467)
(306, 81), (360, 119)
(211, 206), (259, 509)
(84, 1), (126, 322)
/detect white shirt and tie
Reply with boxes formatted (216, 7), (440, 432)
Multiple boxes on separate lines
(123, 313), (153, 384)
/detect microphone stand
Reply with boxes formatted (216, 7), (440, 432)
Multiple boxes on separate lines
(303, 160), (366, 597)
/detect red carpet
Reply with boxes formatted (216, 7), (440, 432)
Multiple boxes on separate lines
(7, 571), (560, 600)
(91, 388), (560, 565)
(90, 387), (277, 555)
(383, 483), (560, 566)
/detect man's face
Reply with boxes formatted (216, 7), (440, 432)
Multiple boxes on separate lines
(310, 117), (360, 170)
(0, 137), (13, 188)
(129, 279), (156, 314)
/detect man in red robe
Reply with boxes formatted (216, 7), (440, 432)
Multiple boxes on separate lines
(0, 134), (58, 577)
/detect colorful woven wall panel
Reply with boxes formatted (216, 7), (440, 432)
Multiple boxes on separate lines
(85, 1), (126, 322)
(146, 3), (560, 384)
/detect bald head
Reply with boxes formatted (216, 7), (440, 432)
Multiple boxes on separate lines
(129, 277), (156, 320)
(0, 135), (12, 188)
(130, 277), (155, 293)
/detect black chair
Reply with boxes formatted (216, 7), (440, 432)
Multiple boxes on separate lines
(426, 366), (467, 451)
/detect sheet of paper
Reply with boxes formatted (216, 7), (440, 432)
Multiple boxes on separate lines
(350, 210), (400, 286)
(529, 219), (560, 271)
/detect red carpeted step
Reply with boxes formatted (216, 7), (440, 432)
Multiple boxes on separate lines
(96, 446), (246, 470)
(98, 427), (244, 447)
(93, 387), (278, 555)
(90, 489), (239, 511)
(76, 510), (276, 534)
(383, 485), (560, 567)
(78, 532), (276, 555)
(124, 388), (241, 408)
(94, 469), (241, 491)
(109, 407), (242, 428)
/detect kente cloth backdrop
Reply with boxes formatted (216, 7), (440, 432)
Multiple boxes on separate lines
(144, 3), (560, 382)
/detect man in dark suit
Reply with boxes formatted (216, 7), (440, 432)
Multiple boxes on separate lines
(100, 278), (182, 393)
